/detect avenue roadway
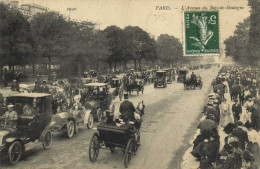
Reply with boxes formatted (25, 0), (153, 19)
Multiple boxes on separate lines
(0, 66), (220, 169)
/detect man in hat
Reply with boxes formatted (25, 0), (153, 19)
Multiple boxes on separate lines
(232, 98), (242, 124)
(33, 80), (41, 93)
(41, 80), (50, 93)
(1, 104), (18, 127)
(11, 79), (19, 92)
(119, 93), (136, 122)
(35, 75), (42, 85)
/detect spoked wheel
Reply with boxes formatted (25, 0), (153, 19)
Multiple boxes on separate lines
(42, 130), (52, 150)
(96, 108), (102, 122)
(66, 120), (75, 139)
(8, 141), (22, 165)
(124, 138), (135, 168)
(87, 113), (94, 129)
(89, 134), (100, 162)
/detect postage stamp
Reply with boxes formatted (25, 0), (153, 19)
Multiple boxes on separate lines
(184, 11), (219, 56)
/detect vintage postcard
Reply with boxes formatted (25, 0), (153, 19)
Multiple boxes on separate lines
(0, 0), (259, 169)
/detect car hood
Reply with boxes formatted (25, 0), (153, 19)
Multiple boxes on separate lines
(0, 130), (9, 147)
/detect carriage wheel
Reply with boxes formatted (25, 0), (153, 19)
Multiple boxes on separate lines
(89, 134), (100, 163)
(87, 113), (94, 129)
(96, 108), (102, 122)
(8, 141), (22, 165)
(124, 138), (135, 168)
(42, 130), (52, 150)
(66, 120), (75, 139)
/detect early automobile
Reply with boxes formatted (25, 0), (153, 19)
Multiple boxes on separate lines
(177, 69), (189, 83)
(89, 101), (145, 168)
(0, 93), (53, 165)
(83, 83), (114, 122)
(154, 71), (167, 88)
(51, 98), (94, 139)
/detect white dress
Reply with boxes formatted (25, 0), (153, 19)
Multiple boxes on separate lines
(219, 102), (234, 127)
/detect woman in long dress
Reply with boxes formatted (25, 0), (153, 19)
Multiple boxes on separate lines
(219, 98), (234, 127)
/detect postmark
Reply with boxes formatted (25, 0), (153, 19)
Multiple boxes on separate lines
(184, 11), (219, 56)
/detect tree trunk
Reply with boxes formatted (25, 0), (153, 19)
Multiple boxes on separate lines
(48, 57), (51, 76)
(124, 60), (127, 71)
(114, 61), (117, 71)
(138, 59), (142, 71)
(134, 59), (137, 71)
(32, 64), (35, 77)
(0, 65), (3, 81)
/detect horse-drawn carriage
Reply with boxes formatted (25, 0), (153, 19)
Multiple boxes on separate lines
(124, 74), (144, 95)
(154, 71), (167, 88)
(184, 76), (203, 90)
(89, 101), (145, 168)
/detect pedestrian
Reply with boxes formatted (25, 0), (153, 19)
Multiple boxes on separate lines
(219, 98), (234, 127)
(41, 80), (50, 93)
(33, 80), (41, 93)
(11, 80), (19, 92)
(232, 98), (242, 124)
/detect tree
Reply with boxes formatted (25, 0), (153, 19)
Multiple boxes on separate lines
(104, 26), (125, 71)
(124, 26), (155, 71)
(0, 3), (34, 78)
(156, 34), (183, 67)
(224, 18), (250, 64)
(30, 12), (70, 75)
(248, 0), (260, 65)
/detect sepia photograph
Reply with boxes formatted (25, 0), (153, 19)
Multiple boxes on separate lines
(0, 0), (259, 168)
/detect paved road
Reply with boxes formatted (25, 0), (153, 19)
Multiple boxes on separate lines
(0, 67), (219, 169)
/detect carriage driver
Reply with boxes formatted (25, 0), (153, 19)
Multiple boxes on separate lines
(119, 93), (136, 122)
(1, 104), (18, 127)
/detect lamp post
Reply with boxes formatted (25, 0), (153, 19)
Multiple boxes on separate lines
(67, 7), (77, 21)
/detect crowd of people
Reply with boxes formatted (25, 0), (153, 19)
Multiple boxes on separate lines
(191, 66), (260, 169)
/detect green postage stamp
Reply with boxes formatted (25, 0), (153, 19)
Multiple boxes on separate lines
(184, 11), (219, 56)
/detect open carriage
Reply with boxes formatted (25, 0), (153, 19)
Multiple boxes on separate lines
(89, 123), (139, 168)
(89, 101), (145, 168)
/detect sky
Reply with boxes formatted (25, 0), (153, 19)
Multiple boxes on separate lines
(15, 0), (250, 56)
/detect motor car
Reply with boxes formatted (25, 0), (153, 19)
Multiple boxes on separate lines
(82, 83), (114, 122)
(177, 69), (189, 83)
(0, 93), (53, 165)
(154, 71), (167, 88)
(51, 100), (94, 139)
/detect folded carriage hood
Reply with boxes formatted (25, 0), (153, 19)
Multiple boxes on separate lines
(53, 112), (69, 119)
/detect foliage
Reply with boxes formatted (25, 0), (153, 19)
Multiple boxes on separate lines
(124, 26), (156, 70)
(224, 18), (250, 64)
(156, 34), (183, 66)
(0, 3), (34, 67)
(248, 0), (260, 65)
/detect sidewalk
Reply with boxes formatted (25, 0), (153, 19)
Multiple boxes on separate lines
(181, 92), (234, 169)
